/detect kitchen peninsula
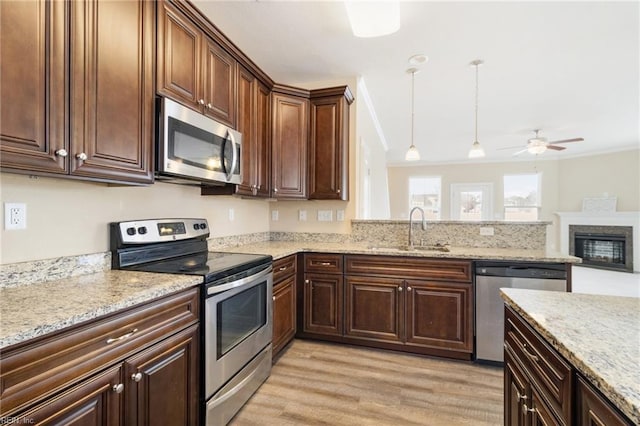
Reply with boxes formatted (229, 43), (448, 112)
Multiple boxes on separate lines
(501, 288), (639, 425)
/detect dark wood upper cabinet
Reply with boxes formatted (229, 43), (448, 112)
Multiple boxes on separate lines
(1, 0), (154, 184)
(309, 87), (354, 200)
(271, 89), (309, 199)
(69, 0), (154, 184)
(0, 0), (67, 175)
(236, 65), (270, 197)
(157, 1), (236, 128)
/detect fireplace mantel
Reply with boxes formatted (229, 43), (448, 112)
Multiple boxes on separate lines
(556, 211), (640, 272)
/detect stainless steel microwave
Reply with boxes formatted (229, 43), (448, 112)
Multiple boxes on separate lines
(156, 97), (242, 185)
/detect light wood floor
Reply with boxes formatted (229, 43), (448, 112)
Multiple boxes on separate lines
(230, 340), (504, 426)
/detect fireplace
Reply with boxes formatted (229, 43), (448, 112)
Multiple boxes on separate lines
(569, 225), (633, 272)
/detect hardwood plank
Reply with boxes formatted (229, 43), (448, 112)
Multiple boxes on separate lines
(230, 340), (503, 425)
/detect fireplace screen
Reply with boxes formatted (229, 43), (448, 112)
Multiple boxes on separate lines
(569, 225), (633, 272)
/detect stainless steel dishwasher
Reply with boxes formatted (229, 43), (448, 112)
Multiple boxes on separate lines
(475, 261), (568, 363)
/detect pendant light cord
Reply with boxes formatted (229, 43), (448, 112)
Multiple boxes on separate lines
(474, 63), (479, 143)
(411, 70), (415, 147)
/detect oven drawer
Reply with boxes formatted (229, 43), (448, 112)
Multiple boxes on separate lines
(0, 288), (199, 417)
(304, 253), (343, 274)
(273, 255), (296, 282)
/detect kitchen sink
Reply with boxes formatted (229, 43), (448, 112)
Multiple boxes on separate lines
(367, 244), (450, 253)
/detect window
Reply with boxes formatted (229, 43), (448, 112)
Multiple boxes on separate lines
(503, 174), (540, 221)
(450, 183), (493, 221)
(409, 177), (441, 220)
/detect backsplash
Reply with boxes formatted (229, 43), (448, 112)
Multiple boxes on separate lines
(351, 220), (549, 249)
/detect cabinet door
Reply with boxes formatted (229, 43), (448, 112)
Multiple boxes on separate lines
(271, 93), (308, 199)
(0, 0), (67, 174)
(530, 386), (561, 426)
(69, 0), (153, 183)
(273, 275), (296, 357)
(309, 95), (349, 200)
(157, 0), (202, 110)
(17, 365), (123, 425)
(405, 280), (473, 352)
(344, 276), (404, 342)
(504, 349), (528, 426)
(235, 65), (257, 196)
(255, 82), (272, 197)
(202, 39), (236, 127)
(123, 325), (199, 426)
(303, 273), (343, 336)
(576, 376), (632, 426)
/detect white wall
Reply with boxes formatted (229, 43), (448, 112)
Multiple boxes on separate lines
(0, 173), (270, 264)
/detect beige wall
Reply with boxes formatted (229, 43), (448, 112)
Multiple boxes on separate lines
(557, 149), (640, 212)
(0, 173), (270, 264)
(387, 159), (561, 221)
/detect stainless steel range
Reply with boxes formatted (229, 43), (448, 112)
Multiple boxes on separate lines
(110, 218), (273, 425)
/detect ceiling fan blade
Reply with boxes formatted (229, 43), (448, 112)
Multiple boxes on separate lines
(497, 145), (525, 151)
(546, 145), (566, 151)
(512, 148), (529, 156)
(547, 138), (584, 144)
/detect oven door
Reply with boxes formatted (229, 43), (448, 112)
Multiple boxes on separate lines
(158, 97), (242, 184)
(204, 265), (272, 398)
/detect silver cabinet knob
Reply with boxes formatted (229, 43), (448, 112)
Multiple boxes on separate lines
(55, 149), (68, 157)
(198, 99), (205, 105)
(131, 373), (143, 382)
(398, 286), (403, 292)
(273, 188), (278, 192)
(407, 286), (412, 291)
(76, 152), (88, 161)
(272, 296), (276, 301)
(113, 383), (124, 394)
(337, 189), (341, 194)
(207, 103), (212, 109)
(305, 279), (310, 284)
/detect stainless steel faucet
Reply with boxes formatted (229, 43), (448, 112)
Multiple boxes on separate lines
(408, 207), (427, 249)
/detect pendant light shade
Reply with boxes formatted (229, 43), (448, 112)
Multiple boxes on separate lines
(468, 59), (486, 159)
(405, 67), (420, 161)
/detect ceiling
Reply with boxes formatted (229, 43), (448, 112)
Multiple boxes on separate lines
(194, 1), (639, 165)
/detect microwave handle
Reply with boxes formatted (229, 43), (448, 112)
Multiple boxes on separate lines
(225, 131), (238, 182)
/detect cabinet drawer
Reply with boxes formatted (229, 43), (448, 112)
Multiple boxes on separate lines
(505, 307), (572, 424)
(273, 255), (297, 283)
(0, 288), (199, 417)
(345, 255), (472, 282)
(304, 253), (343, 274)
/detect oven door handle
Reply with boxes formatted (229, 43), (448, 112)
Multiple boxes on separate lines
(207, 265), (272, 296)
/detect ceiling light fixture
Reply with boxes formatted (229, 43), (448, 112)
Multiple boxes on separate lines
(405, 67), (420, 161)
(468, 59), (486, 159)
(344, 1), (400, 38)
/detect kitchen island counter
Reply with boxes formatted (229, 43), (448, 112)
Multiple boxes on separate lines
(501, 288), (640, 424)
(217, 240), (580, 263)
(0, 270), (201, 349)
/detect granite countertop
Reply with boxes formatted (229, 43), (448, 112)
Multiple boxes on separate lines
(0, 270), (202, 349)
(217, 241), (581, 263)
(501, 288), (640, 424)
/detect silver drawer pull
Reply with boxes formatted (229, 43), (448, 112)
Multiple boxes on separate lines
(522, 343), (539, 362)
(319, 262), (332, 266)
(106, 328), (138, 344)
(523, 403), (537, 414)
(278, 266), (287, 271)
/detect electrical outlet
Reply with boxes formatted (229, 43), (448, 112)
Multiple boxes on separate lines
(480, 226), (494, 236)
(299, 210), (307, 221)
(228, 208), (235, 221)
(5, 203), (27, 230)
(317, 210), (333, 222)
(271, 210), (279, 221)
(336, 209), (345, 221)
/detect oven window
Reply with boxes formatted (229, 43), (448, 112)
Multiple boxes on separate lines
(216, 282), (267, 359)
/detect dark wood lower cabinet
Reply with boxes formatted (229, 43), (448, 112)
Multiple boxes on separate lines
(576, 376), (632, 426)
(303, 273), (343, 336)
(272, 275), (296, 356)
(124, 325), (199, 425)
(15, 365), (123, 425)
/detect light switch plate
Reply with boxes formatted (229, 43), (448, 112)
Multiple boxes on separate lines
(228, 208), (235, 221)
(336, 210), (345, 221)
(317, 210), (333, 222)
(271, 210), (279, 221)
(299, 210), (307, 221)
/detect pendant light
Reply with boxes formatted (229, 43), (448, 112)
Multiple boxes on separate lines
(468, 59), (486, 159)
(405, 67), (420, 161)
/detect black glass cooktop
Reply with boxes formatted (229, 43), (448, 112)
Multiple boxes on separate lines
(126, 251), (272, 283)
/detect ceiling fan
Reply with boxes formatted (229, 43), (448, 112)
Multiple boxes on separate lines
(505, 129), (584, 156)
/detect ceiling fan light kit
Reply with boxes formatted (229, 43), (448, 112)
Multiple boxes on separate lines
(405, 66), (421, 161)
(511, 129), (584, 156)
(468, 59), (486, 159)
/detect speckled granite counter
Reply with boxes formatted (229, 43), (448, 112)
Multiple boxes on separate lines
(501, 288), (640, 424)
(0, 271), (202, 349)
(217, 241), (581, 263)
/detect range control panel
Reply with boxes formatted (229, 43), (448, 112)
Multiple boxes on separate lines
(114, 218), (209, 245)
